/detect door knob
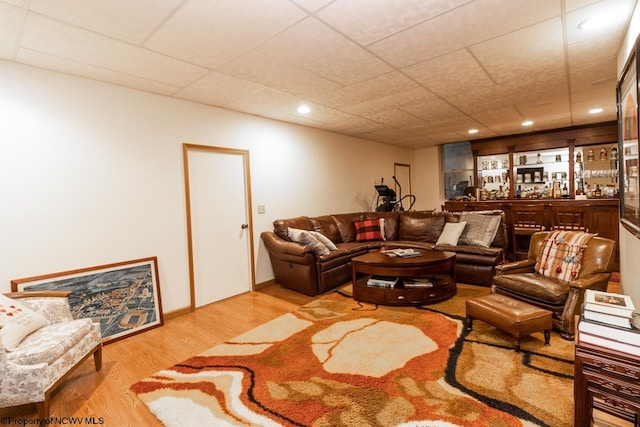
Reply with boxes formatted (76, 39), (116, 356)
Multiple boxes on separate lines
(241, 224), (248, 229)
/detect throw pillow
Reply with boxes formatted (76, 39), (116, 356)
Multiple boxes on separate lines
(354, 219), (384, 242)
(535, 230), (594, 282)
(308, 231), (338, 251)
(0, 294), (50, 351)
(458, 213), (501, 247)
(436, 221), (467, 246)
(287, 227), (330, 256)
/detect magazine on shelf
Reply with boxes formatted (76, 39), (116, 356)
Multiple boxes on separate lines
(578, 331), (640, 356)
(578, 315), (640, 346)
(402, 278), (433, 288)
(584, 290), (636, 312)
(367, 275), (398, 288)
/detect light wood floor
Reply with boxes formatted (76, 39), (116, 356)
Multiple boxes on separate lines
(0, 284), (315, 426)
(2, 280), (621, 425)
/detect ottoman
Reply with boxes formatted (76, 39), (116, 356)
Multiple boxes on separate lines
(466, 293), (552, 352)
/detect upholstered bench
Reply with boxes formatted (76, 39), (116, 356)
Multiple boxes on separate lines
(465, 293), (552, 352)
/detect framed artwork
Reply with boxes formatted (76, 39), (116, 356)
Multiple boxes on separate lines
(11, 257), (163, 344)
(617, 35), (640, 238)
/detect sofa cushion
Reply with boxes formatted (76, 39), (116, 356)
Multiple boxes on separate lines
(354, 219), (385, 242)
(436, 221), (466, 246)
(0, 295), (50, 352)
(310, 215), (342, 243)
(364, 211), (400, 240)
(493, 273), (571, 306)
(458, 213), (500, 247)
(332, 213), (365, 243)
(8, 318), (94, 365)
(288, 227), (330, 255)
(273, 216), (312, 241)
(399, 211), (446, 242)
(534, 230), (594, 282)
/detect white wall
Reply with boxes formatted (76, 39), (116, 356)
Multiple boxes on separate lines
(617, 2), (640, 307)
(0, 61), (415, 312)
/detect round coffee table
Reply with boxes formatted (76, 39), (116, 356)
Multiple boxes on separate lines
(351, 249), (456, 306)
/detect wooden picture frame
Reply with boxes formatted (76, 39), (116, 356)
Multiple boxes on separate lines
(11, 257), (163, 344)
(617, 35), (640, 238)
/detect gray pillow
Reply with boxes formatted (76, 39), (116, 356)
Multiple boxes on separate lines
(436, 221), (467, 246)
(308, 230), (338, 250)
(458, 214), (500, 248)
(287, 227), (329, 255)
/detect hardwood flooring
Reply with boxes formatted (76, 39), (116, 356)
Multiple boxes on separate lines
(2, 280), (621, 425)
(0, 284), (315, 426)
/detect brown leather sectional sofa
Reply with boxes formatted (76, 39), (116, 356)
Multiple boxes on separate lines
(261, 210), (508, 296)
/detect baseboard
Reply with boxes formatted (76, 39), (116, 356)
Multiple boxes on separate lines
(255, 279), (276, 290)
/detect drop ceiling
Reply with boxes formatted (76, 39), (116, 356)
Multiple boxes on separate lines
(0, 0), (635, 148)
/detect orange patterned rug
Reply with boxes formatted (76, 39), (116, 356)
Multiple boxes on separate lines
(131, 286), (574, 426)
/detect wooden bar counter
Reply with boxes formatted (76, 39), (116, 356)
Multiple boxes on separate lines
(443, 198), (619, 267)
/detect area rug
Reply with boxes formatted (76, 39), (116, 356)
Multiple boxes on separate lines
(131, 286), (575, 426)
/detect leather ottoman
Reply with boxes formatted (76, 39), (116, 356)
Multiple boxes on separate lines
(465, 293), (552, 352)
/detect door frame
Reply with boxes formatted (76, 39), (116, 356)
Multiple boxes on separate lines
(182, 143), (255, 310)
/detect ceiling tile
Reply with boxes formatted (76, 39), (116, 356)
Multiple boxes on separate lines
(289, 0), (332, 13)
(28, 0), (182, 44)
(0, 2), (26, 59)
(17, 48), (180, 95)
(569, 56), (617, 92)
(215, 50), (342, 98)
(224, 87), (306, 116)
(403, 49), (495, 99)
(471, 18), (565, 84)
(310, 71), (419, 108)
(367, 109), (428, 129)
(568, 33), (621, 67)
(21, 13), (208, 87)
(145, 0), (306, 69)
(1, 0), (28, 6)
(316, 0), (472, 45)
(369, 0), (560, 67)
(175, 71), (264, 107)
(344, 87), (438, 115)
(259, 17), (392, 85)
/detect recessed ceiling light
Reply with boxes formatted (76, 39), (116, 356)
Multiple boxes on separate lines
(522, 120), (534, 127)
(589, 108), (604, 114)
(578, 16), (611, 31)
(468, 129), (479, 134)
(297, 104), (311, 114)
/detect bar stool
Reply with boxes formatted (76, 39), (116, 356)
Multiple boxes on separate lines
(551, 205), (589, 232)
(511, 204), (546, 260)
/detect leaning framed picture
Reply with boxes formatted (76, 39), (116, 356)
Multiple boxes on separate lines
(617, 35), (640, 238)
(11, 257), (163, 344)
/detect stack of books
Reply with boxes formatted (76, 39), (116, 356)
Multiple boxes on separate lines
(366, 275), (399, 288)
(577, 289), (640, 355)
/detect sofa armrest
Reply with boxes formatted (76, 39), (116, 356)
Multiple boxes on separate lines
(568, 272), (612, 291)
(0, 351), (48, 406)
(261, 231), (316, 257)
(494, 259), (536, 276)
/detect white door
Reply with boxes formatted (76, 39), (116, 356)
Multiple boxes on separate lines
(185, 145), (253, 308)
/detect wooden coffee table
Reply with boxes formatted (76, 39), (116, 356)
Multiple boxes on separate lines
(351, 249), (456, 306)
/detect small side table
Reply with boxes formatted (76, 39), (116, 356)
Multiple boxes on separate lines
(574, 337), (640, 426)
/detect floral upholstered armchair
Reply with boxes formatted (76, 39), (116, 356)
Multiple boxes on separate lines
(0, 291), (102, 419)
